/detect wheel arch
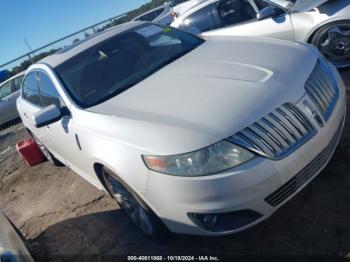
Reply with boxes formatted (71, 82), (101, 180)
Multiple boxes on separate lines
(92, 161), (144, 201)
(92, 161), (164, 218)
(305, 18), (350, 43)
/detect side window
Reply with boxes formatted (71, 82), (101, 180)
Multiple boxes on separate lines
(136, 8), (164, 21)
(150, 8), (164, 20)
(22, 72), (41, 106)
(181, 4), (222, 34)
(12, 75), (24, 91)
(217, 0), (257, 26)
(38, 72), (62, 108)
(0, 81), (12, 99)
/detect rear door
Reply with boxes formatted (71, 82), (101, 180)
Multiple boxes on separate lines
(6, 75), (24, 122)
(0, 80), (14, 124)
(177, 2), (223, 34)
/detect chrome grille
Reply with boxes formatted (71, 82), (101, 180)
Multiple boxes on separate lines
(305, 60), (339, 121)
(227, 104), (316, 160)
(265, 118), (344, 207)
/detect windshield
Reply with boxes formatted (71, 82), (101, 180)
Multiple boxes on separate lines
(55, 24), (204, 108)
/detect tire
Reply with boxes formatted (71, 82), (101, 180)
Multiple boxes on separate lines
(32, 135), (63, 167)
(101, 167), (170, 240)
(311, 20), (350, 68)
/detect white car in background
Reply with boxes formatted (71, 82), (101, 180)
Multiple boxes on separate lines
(0, 72), (24, 127)
(171, 0), (350, 68)
(132, 0), (204, 25)
(17, 22), (346, 238)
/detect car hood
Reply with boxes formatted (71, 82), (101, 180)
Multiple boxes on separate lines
(269, 0), (329, 11)
(87, 36), (319, 155)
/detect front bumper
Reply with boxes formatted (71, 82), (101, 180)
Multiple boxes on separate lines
(144, 70), (347, 236)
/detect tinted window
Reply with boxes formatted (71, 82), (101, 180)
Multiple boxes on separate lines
(55, 24), (204, 108)
(38, 72), (62, 108)
(181, 4), (222, 33)
(13, 75), (24, 91)
(22, 72), (41, 106)
(0, 81), (12, 99)
(217, 0), (256, 26)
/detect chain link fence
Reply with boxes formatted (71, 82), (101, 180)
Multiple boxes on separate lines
(0, 0), (172, 79)
(0, 13), (129, 77)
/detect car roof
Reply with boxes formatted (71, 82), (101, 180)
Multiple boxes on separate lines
(39, 21), (145, 68)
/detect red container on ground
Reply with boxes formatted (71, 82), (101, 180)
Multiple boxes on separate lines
(16, 139), (45, 166)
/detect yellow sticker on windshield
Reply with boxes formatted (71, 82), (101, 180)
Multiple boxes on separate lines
(163, 27), (172, 33)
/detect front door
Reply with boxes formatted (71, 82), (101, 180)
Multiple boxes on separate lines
(35, 71), (88, 177)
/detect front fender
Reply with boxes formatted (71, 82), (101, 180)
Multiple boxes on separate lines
(81, 131), (150, 194)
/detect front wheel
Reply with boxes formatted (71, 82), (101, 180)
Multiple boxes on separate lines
(311, 21), (350, 68)
(101, 167), (169, 239)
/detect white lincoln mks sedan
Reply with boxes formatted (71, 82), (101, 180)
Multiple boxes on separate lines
(17, 22), (346, 238)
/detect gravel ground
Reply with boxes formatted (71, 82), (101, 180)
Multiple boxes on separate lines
(0, 70), (349, 261)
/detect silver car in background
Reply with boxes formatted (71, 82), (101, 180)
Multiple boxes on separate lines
(0, 72), (24, 127)
(171, 0), (350, 67)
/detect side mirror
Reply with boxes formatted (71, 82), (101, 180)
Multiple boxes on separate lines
(32, 105), (65, 128)
(257, 6), (276, 20)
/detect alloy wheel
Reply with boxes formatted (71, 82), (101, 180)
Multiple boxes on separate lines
(318, 24), (350, 68)
(104, 171), (154, 235)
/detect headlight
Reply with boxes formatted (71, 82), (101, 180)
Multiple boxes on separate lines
(142, 141), (255, 176)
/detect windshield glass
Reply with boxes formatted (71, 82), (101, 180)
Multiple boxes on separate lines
(55, 24), (204, 108)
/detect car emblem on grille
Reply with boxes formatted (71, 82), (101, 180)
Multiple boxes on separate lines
(304, 100), (324, 127)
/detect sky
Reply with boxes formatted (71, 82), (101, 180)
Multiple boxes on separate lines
(0, 0), (149, 66)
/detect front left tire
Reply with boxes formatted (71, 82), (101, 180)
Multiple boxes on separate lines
(101, 167), (169, 239)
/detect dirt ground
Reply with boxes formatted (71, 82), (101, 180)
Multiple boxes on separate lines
(0, 71), (350, 261)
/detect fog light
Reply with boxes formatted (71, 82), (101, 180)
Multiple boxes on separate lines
(203, 214), (218, 227)
(189, 210), (262, 232)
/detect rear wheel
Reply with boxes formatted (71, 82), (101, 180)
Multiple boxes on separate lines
(311, 21), (350, 68)
(101, 167), (169, 239)
(32, 135), (63, 167)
